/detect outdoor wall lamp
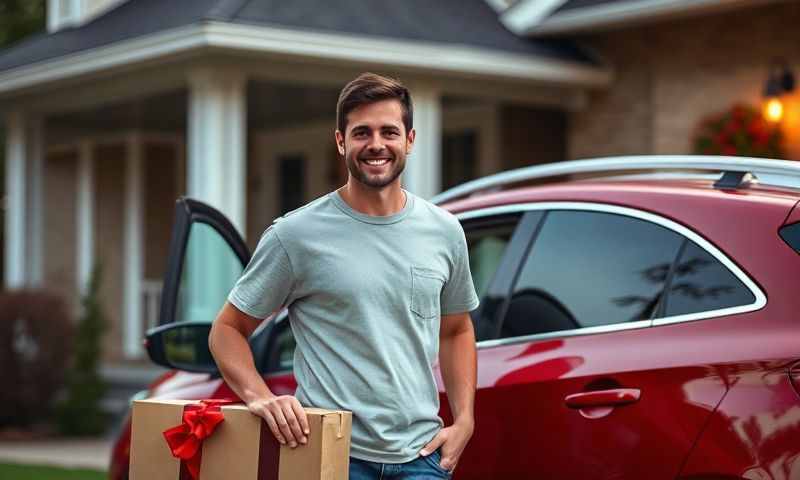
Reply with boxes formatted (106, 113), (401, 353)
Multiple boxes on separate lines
(763, 61), (795, 123)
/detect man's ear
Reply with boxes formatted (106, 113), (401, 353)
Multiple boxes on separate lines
(406, 128), (416, 154)
(335, 130), (345, 156)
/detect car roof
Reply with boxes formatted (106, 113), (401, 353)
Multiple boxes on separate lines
(443, 177), (800, 218)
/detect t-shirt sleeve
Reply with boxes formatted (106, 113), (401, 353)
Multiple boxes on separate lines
(440, 223), (480, 315)
(227, 225), (295, 319)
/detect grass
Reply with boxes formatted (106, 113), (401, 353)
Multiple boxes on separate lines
(0, 463), (106, 479)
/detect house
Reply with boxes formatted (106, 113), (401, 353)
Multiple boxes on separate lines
(0, 0), (796, 395)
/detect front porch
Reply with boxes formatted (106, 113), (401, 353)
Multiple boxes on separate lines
(2, 54), (590, 371)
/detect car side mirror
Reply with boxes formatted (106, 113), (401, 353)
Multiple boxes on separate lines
(145, 322), (219, 374)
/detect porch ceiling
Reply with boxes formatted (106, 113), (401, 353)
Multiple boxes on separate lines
(44, 80), (546, 138)
(45, 81), (345, 133)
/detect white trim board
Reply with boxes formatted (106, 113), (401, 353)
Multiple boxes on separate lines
(513, 0), (778, 35)
(501, 0), (569, 34)
(0, 21), (611, 97)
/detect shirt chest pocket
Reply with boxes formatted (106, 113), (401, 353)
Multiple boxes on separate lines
(410, 266), (446, 320)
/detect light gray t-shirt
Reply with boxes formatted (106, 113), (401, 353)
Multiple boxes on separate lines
(227, 189), (480, 463)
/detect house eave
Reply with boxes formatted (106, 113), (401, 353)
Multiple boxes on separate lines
(509, 0), (777, 36)
(0, 21), (612, 99)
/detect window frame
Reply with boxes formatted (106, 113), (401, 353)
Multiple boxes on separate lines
(455, 202), (767, 349)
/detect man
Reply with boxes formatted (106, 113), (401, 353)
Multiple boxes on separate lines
(209, 72), (479, 479)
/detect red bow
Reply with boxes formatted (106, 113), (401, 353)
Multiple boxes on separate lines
(163, 400), (234, 479)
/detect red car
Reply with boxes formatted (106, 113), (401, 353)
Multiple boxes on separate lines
(110, 156), (800, 479)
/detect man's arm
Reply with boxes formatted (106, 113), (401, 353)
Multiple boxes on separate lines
(209, 302), (309, 448)
(419, 311), (477, 472)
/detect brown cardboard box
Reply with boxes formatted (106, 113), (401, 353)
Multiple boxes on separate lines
(130, 399), (352, 480)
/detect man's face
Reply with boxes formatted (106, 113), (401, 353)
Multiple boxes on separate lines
(335, 99), (415, 190)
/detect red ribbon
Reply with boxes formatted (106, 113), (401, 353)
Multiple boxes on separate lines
(163, 399), (234, 480)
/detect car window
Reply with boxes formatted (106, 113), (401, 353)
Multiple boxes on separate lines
(779, 221), (800, 255)
(465, 218), (518, 299)
(174, 222), (244, 323)
(662, 240), (755, 317)
(499, 210), (684, 338)
(266, 318), (296, 374)
(461, 214), (523, 342)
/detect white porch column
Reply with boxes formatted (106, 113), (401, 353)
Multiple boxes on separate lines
(187, 69), (247, 231)
(123, 133), (144, 358)
(27, 118), (45, 286)
(185, 69), (247, 323)
(4, 112), (27, 288)
(403, 85), (442, 199)
(76, 140), (94, 296)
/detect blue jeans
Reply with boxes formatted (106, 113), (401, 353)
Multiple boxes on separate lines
(349, 448), (453, 479)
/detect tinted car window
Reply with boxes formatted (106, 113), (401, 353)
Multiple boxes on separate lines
(462, 215), (521, 341)
(466, 220), (517, 299)
(779, 221), (800, 255)
(500, 210), (684, 338)
(663, 240), (755, 317)
(266, 319), (296, 373)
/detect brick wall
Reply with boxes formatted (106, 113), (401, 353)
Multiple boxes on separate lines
(568, 2), (800, 160)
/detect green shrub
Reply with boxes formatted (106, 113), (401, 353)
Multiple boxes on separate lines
(55, 264), (109, 435)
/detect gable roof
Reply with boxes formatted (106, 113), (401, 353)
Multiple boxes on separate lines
(0, 0), (605, 94)
(503, 0), (778, 36)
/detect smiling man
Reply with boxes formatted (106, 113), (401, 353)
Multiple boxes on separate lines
(209, 73), (479, 479)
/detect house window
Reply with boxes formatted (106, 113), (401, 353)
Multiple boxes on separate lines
(442, 130), (477, 191)
(279, 154), (306, 215)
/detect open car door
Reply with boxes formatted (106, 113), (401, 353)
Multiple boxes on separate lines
(145, 197), (251, 372)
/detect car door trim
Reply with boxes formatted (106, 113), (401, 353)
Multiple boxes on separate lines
(455, 202), (767, 350)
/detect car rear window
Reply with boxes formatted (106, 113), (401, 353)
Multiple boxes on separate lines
(779, 222), (800, 255)
(662, 240), (755, 317)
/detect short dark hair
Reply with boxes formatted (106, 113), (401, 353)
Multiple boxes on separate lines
(336, 72), (413, 134)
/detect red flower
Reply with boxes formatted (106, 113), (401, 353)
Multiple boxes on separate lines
(755, 131), (770, 147)
(747, 120), (763, 137)
(693, 104), (784, 158)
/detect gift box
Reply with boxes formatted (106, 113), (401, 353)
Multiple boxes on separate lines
(129, 399), (352, 480)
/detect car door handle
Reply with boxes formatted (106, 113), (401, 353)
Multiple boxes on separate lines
(564, 388), (641, 409)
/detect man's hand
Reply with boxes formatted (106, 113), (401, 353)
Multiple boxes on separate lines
(419, 419), (474, 472)
(210, 303), (309, 448)
(248, 394), (310, 448)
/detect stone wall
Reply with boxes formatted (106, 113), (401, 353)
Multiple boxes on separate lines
(568, 2), (800, 160)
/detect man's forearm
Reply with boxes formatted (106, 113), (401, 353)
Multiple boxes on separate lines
(438, 319), (477, 426)
(209, 309), (274, 404)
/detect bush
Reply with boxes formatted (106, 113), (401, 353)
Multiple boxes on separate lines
(0, 289), (74, 428)
(56, 264), (109, 436)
